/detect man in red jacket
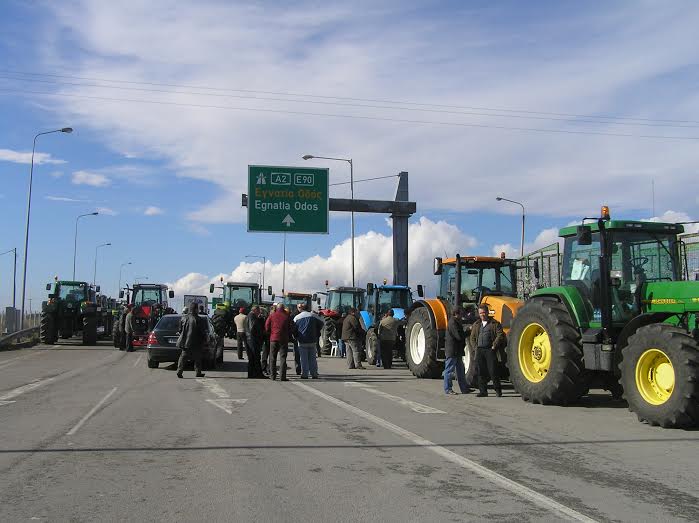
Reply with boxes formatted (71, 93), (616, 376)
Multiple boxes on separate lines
(265, 304), (292, 381)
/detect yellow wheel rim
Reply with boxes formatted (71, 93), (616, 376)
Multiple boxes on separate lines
(635, 348), (675, 405)
(518, 322), (551, 383)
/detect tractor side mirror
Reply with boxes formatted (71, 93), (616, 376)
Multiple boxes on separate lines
(95, 285), (100, 293)
(48, 293), (56, 299)
(312, 293), (317, 301)
(417, 284), (424, 298)
(209, 283), (215, 293)
(433, 257), (443, 275)
(366, 283), (374, 295)
(46, 283), (51, 290)
(119, 290), (124, 299)
(268, 286), (273, 296)
(576, 225), (592, 246)
(168, 290), (175, 299)
(533, 260), (540, 280)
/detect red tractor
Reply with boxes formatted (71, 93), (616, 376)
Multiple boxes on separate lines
(113, 283), (175, 349)
(315, 285), (366, 354)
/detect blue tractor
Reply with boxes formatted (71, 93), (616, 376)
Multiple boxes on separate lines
(360, 282), (421, 364)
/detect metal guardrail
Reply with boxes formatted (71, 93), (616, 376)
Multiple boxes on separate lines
(0, 326), (40, 349)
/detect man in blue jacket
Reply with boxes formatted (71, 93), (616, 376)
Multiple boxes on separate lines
(293, 304), (324, 379)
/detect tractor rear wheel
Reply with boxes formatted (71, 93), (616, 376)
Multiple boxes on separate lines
(40, 311), (57, 345)
(365, 329), (379, 365)
(507, 298), (584, 405)
(112, 316), (121, 348)
(211, 311), (228, 339)
(405, 307), (442, 378)
(620, 324), (699, 428)
(464, 340), (477, 387)
(82, 316), (98, 346)
(319, 316), (336, 355)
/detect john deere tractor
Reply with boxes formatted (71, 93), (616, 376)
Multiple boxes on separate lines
(40, 280), (99, 345)
(209, 281), (271, 339)
(361, 282), (415, 364)
(112, 283), (175, 349)
(316, 286), (366, 354)
(406, 254), (523, 379)
(507, 206), (699, 428)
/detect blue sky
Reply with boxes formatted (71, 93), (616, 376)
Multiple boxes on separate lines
(2, 1), (698, 309)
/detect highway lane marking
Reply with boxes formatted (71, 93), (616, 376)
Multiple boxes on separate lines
(196, 378), (230, 398)
(0, 346), (53, 370)
(132, 355), (143, 367)
(295, 381), (598, 523)
(343, 381), (445, 414)
(206, 398), (248, 414)
(66, 387), (118, 436)
(0, 376), (58, 402)
(196, 378), (247, 414)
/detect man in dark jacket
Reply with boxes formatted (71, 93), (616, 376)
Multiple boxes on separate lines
(176, 302), (208, 379)
(469, 304), (505, 397)
(444, 308), (471, 395)
(290, 303), (303, 375)
(265, 304), (292, 381)
(342, 308), (364, 370)
(294, 304), (324, 379)
(245, 306), (265, 378)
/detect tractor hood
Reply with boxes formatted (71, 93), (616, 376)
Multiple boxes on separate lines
(642, 281), (699, 313)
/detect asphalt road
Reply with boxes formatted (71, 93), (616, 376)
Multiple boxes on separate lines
(0, 339), (697, 522)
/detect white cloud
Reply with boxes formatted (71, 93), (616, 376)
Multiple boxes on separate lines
(50, 170), (64, 178)
(644, 210), (699, 234)
(0, 148), (66, 165)
(168, 217), (476, 297)
(72, 170), (111, 187)
(96, 206), (118, 216)
(45, 195), (92, 203)
(492, 227), (561, 259)
(144, 206), (164, 216)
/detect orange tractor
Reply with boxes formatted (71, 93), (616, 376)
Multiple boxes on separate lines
(405, 254), (524, 381)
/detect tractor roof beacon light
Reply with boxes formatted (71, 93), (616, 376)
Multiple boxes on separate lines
(601, 206), (611, 220)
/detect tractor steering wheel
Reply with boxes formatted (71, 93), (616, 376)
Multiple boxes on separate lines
(473, 286), (492, 296)
(631, 257), (649, 270)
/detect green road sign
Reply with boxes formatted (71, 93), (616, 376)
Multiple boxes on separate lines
(247, 165), (329, 234)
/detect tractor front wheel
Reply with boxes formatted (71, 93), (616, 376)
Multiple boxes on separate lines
(620, 324), (699, 428)
(319, 316), (336, 355)
(463, 340), (478, 386)
(405, 307), (442, 378)
(365, 329), (379, 365)
(40, 311), (57, 345)
(507, 298), (584, 405)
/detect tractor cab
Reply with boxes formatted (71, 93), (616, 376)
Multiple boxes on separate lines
(322, 287), (366, 316)
(282, 292), (313, 311)
(222, 282), (262, 309)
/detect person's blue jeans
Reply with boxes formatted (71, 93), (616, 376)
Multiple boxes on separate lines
(338, 339), (346, 358)
(375, 343), (382, 367)
(299, 343), (319, 378)
(443, 356), (469, 393)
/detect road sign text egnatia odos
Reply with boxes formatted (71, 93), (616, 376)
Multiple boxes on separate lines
(247, 165), (329, 234)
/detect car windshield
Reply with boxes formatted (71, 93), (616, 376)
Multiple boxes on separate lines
(155, 315), (182, 332)
(224, 286), (256, 307)
(59, 283), (86, 301)
(326, 291), (364, 313)
(377, 289), (412, 315)
(133, 288), (162, 305)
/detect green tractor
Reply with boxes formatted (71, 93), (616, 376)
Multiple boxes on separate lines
(507, 206), (699, 428)
(40, 280), (99, 345)
(209, 280), (272, 339)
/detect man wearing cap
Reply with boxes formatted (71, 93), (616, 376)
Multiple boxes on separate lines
(234, 307), (247, 360)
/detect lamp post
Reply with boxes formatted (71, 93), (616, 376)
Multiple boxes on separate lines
(496, 196), (526, 257)
(73, 212), (99, 279)
(1, 248), (17, 309)
(20, 127), (73, 329)
(303, 154), (355, 286)
(118, 262), (132, 296)
(244, 255), (266, 291)
(134, 275), (149, 284)
(93, 243), (111, 286)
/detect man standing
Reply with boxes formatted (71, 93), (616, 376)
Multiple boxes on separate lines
(265, 304), (292, 381)
(294, 303), (323, 379)
(377, 310), (399, 369)
(245, 306), (265, 378)
(260, 306), (273, 376)
(469, 304), (505, 397)
(124, 305), (136, 352)
(342, 308), (364, 370)
(176, 302), (207, 379)
(234, 307), (247, 360)
(290, 303), (303, 375)
(444, 309), (470, 395)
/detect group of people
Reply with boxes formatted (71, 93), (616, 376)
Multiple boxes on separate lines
(444, 303), (505, 397)
(338, 308), (400, 370)
(235, 302), (324, 380)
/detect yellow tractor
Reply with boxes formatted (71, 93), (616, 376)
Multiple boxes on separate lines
(406, 254), (524, 380)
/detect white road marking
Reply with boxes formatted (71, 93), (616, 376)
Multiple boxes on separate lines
(343, 381), (445, 414)
(206, 398), (247, 415)
(294, 381), (597, 523)
(132, 355), (143, 367)
(66, 387), (118, 436)
(0, 400), (16, 407)
(196, 378), (230, 398)
(0, 376), (58, 401)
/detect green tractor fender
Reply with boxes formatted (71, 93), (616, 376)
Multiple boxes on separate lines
(530, 286), (592, 328)
(615, 312), (677, 352)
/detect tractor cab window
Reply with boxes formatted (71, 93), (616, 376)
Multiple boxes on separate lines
(225, 286), (255, 307)
(441, 263), (515, 304)
(133, 288), (162, 306)
(563, 233), (601, 311)
(327, 291), (364, 314)
(59, 283), (87, 302)
(377, 289), (412, 315)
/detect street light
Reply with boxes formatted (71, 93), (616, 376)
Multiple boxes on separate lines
(303, 154), (355, 286)
(93, 243), (111, 286)
(20, 127), (73, 329)
(496, 196), (526, 257)
(245, 255), (266, 291)
(1, 247), (17, 309)
(73, 212), (99, 279)
(246, 271), (262, 287)
(118, 262), (132, 295)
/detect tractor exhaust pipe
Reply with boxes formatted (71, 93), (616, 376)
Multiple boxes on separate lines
(455, 253), (462, 312)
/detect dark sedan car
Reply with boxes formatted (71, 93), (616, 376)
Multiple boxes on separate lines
(146, 314), (224, 370)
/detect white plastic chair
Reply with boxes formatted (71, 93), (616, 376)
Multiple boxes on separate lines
(330, 340), (339, 357)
